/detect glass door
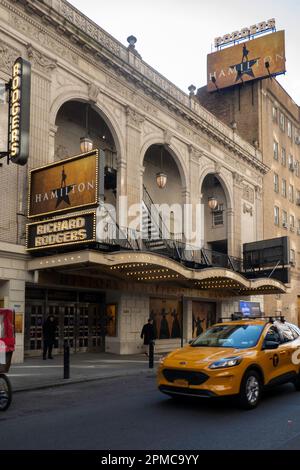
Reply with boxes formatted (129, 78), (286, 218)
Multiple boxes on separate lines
(76, 304), (89, 351)
(25, 302), (45, 354)
(89, 304), (105, 352)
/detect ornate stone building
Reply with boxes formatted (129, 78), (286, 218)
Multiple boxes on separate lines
(198, 74), (300, 327)
(0, 0), (286, 362)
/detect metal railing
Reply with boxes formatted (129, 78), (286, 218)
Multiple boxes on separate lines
(96, 220), (242, 272)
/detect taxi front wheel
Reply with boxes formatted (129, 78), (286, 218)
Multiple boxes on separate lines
(238, 370), (262, 410)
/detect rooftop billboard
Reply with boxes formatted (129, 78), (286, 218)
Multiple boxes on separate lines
(207, 30), (285, 92)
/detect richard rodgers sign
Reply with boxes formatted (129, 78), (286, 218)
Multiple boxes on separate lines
(8, 57), (31, 165)
(26, 211), (96, 251)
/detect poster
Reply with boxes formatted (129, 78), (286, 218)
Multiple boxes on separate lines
(149, 298), (182, 339)
(192, 301), (217, 338)
(106, 304), (117, 337)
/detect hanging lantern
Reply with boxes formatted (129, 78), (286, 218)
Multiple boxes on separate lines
(156, 172), (167, 189)
(80, 136), (93, 153)
(208, 196), (218, 210)
(80, 104), (93, 153)
(156, 145), (167, 189)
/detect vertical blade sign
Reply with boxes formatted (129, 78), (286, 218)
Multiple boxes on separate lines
(8, 57), (31, 165)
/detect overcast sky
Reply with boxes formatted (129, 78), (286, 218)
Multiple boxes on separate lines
(69, 0), (300, 104)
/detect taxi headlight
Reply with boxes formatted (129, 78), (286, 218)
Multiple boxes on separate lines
(159, 355), (167, 365)
(209, 356), (243, 369)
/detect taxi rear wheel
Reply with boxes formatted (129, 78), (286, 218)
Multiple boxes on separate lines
(238, 370), (262, 410)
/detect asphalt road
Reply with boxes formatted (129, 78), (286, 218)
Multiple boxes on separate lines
(1, 375), (300, 450)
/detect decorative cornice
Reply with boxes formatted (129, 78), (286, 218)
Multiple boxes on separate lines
(2, 0), (269, 175)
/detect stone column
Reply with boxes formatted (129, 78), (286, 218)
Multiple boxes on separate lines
(232, 172), (244, 258)
(125, 106), (144, 229)
(183, 298), (193, 342)
(26, 45), (57, 168)
(255, 183), (263, 241)
(49, 125), (58, 162)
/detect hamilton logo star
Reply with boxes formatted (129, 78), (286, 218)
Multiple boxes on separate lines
(52, 166), (75, 208)
(230, 44), (259, 83)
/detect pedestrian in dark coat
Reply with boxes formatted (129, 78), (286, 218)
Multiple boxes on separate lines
(140, 318), (155, 355)
(42, 315), (57, 360)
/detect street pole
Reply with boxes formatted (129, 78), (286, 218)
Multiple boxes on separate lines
(63, 340), (70, 379)
(149, 341), (154, 369)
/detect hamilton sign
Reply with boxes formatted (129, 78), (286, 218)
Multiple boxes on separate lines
(28, 150), (99, 218)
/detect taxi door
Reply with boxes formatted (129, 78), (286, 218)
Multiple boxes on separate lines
(275, 322), (299, 376)
(259, 324), (286, 385)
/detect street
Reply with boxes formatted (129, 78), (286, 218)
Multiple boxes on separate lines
(1, 375), (300, 450)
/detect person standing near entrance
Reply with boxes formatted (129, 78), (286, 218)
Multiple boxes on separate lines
(140, 318), (155, 356)
(42, 315), (57, 360)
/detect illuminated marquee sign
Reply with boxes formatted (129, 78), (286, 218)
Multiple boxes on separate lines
(8, 57), (31, 165)
(28, 150), (98, 218)
(207, 30), (285, 92)
(26, 211), (96, 251)
(214, 19), (276, 48)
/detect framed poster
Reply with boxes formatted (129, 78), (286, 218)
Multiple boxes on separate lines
(149, 298), (182, 339)
(106, 304), (117, 337)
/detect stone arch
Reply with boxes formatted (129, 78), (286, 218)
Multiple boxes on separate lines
(49, 86), (125, 162)
(140, 135), (189, 191)
(199, 163), (235, 256)
(198, 163), (234, 210)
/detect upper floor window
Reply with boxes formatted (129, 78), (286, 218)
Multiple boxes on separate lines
(274, 173), (279, 193)
(289, 184), (294, 203)
(272, 106), (278, 122)
(290, 249), (296, 266)
(282, 210), (287, 227)
(280, 112), (285, 132)
(296, 190), (300, 205)
(289, 154), (294, 171)
(213, 203), (224, 226)
(295, 160), (300, 177)
(287, 120), (292, 138)
(282, 179), (287, 198)
(290, 214), (295, 230)
(274, 206), (279, 226)
(273, 141), (279, 160)
(281, 147), (286, 166)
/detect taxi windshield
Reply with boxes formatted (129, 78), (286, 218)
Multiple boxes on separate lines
(191, 323), (264, 349)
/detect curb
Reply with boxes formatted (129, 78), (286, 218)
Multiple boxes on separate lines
(12, 368), (157, 393)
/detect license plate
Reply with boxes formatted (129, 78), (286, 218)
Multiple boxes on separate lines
(173, 379), (188, 387)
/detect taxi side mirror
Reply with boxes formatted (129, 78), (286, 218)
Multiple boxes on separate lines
(262, 340), (280, 350)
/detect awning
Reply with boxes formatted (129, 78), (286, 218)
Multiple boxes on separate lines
(27, 249), (287, 297)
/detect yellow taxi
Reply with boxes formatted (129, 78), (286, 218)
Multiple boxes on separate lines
(158, 316), (300, 409)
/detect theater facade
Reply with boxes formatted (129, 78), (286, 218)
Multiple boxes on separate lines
(0, 0), (289, 362)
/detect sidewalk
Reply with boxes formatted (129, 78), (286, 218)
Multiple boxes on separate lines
(7, 353), (160, 392)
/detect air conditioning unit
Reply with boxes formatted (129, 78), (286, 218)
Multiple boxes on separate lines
(295, 136), (300, 145)
(282, 222), (288, 229)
